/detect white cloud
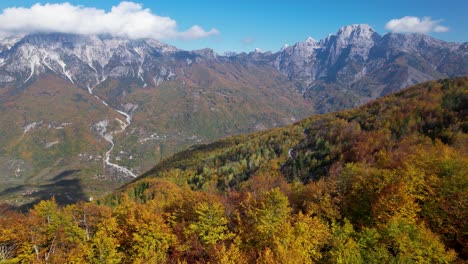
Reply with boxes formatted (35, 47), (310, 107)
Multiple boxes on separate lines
(0, 1), (219, 40)
(242, 37), (255, 45)
(385, 16), (449, 34)
(434, 25), (449, 33)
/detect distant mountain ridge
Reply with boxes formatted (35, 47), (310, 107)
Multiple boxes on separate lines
(1, 24), (466, 108)
(240, 24), (467, 112)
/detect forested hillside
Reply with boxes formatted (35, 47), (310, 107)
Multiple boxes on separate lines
(0, 78), (466, 263)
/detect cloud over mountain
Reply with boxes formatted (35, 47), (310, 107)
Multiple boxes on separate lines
(385, 16), (449, 34)
(0, 1), (219, 40)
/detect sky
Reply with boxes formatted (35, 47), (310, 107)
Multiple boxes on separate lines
(0, 0), (466, 53)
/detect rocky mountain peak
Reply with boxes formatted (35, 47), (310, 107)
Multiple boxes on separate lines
(313, 24), (380, 64)
(305, 37), (318, 43)
(280, 44), (290, 51)
(333, 24), (380, 44)
(192, 48), (217, 59)
(269, 24), (466, 101)
(337, 24), (375, 35)
(143, 38), (179, 54)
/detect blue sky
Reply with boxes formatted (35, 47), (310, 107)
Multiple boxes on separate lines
(0, 0), (466, 53)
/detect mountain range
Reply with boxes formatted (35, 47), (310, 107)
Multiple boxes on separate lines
(0, 24), (466, 206)
(238, 24), (467, 112)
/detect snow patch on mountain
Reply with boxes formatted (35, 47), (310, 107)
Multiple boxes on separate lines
(23, 121), (43, 134)
(45, 141), (59, 149)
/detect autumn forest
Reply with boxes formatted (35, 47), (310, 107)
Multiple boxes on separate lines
(0, 78), (467, 263)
